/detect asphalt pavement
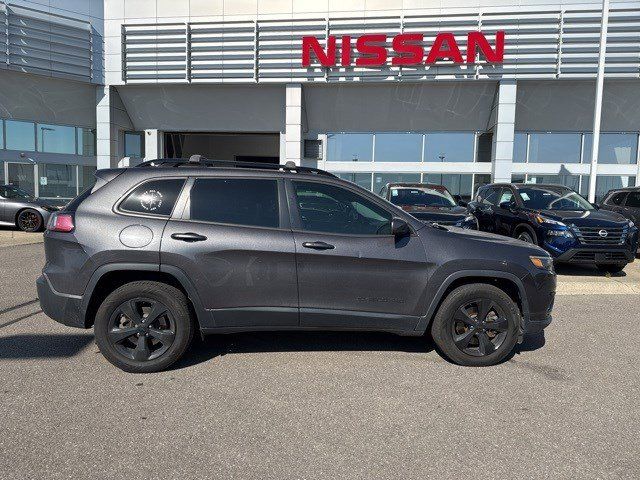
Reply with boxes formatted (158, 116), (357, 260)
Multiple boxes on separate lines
(0, 243), (638, 479)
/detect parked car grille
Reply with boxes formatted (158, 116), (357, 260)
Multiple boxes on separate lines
(569, 251), (628, 262)
(572, 226), (627, 245)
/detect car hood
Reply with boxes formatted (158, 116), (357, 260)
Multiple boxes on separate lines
(537, 209), (629, 227)
(402, 205), (468, 223)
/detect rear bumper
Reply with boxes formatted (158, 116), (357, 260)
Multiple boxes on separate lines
(554, 248), (635, 264)
(37, 274), (86, 328)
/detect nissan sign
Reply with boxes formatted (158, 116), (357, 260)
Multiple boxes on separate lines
(302, 31), (505, 67)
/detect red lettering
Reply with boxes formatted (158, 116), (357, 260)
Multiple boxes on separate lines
(341, 35), (352, 66)
(302, 36), (336, 67)
(391, 33), (424, 65)
(356, 34), (387, 66)
(425, 32), (463, 64)
(467, 30), (505, 64)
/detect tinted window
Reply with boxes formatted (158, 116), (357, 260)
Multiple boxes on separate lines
(293, 181), (392, 235)
(498, 189), (514, 205)
(517, 187), (593, 211)
(626, 192), (640, 208)
(481, 187), (501, 205)
(119, 179), (185, 216)
(189, 178), (279, 228)
(606, 192), (627, 206)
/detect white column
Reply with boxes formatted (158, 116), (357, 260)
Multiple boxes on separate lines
(96, 86), (116, 169)
(144, 129), (161, 161)
(587, 0), (610, 202)
(284, 83), (303, 166)
(490, 80), (517, 183)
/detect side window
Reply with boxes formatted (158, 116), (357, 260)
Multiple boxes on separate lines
(482, 187), (501, 205)
(625, 192), (640, 208)
(189, 178), (279, 228)
(293, 181), (393, 235)
(607, 192), (627, 206)
(498, 188), (514, 205)
(119, 178), (185, 216)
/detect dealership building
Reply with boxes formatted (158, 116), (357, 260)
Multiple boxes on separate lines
(1, 0), (640, 203)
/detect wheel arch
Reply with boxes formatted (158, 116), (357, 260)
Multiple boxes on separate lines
(513, 223), (538, 244)
(14, 207), (43, 228)
(81, 264), (207, 330)
(416, 270), (530, 334)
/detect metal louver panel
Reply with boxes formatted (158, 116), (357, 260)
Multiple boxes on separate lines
(0, 2), (93, 82)
(121, 7), (640, 84)
(304, 139), (323, 160)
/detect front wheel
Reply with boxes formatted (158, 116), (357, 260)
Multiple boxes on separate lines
(94, 281), (195, 373)
(516, 230), (535, 244)
(596, 263), (626, 274)
(16, 209), (43, 232)
(431, 284), (521, 367)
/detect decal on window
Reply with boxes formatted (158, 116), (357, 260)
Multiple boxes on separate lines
(139, 189), (163, 211)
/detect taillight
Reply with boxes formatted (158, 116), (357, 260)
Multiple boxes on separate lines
(47, 213), (75, 232)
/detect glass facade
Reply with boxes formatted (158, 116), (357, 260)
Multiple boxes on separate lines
(374, 173), (421, 193)
(424, 133), (475, 163)
(424, 174), (473, 200)
(334, 172), (373, 191)
(1, 119), (97, 200)
(594, 175), (636, 203)
(124, 131), (145, 158)
(583, 133), (638, 165)
(528, 133), (582, 164)
(326, 133), (373, 162)
(513, 133), (527, 163)
(374, 133), (422, 162)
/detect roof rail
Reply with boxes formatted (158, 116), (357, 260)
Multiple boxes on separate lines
(135, 157), (337, 178)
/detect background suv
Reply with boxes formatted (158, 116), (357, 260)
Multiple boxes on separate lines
(600, 187), (640, 241)
(379, 182), (477, 229)
(38, 159), (555, 372)
(469, 183), (638, 273)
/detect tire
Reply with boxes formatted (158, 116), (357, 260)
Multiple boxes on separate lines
(515, 230), (535, 244)
(94, 281), (195, 373)
(430, 284), (521, 367)
(16, 208), (43, 232)
(596, 263), (626, 274)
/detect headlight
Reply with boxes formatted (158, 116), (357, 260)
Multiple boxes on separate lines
(546, 229), (573, 238)
(531, 214), (566, 227)
(530, 255), (554, 272)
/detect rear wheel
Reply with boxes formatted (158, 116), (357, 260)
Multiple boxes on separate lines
(431, 284), (520, 367)
(596, 263), (626, 274)
(94, 281), (194, 373)
(16, 209), (43, 232)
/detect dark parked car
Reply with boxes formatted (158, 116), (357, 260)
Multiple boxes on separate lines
(0, 185), (59, 232)
(600, 187), (640, 235)
(38, 159), (555, 373)
(379, 183), (477, 229)
(469, 183), (638, 273)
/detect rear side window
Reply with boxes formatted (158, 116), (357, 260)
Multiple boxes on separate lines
(119, 178), (185, 216)
(606, 191), (627, 206)
(188, 178), (279, 228)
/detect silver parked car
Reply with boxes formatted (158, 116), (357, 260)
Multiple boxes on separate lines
(0, 185), (59, 232)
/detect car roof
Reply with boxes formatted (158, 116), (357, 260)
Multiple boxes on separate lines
(386, 183), (450, 190)
(481, 183), (573, 191)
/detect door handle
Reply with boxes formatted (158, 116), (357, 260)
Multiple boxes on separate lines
(302, 241), (335, 250)
(171, 232), (207, 242)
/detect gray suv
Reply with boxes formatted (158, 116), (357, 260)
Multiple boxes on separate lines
(37, 159), (556, 372)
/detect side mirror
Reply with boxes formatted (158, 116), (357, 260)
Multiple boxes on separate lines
(499, 201), (517, 211)
(391, 217), (411, 238)
(453, 195), (468, 207)
(591, 202), (599, 210)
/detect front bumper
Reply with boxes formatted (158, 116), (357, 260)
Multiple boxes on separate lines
(554, 248), (635, 264)
(37, 274), (86, 328)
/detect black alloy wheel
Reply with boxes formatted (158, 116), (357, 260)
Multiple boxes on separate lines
(431, 284), (520, 366)
(451, 299), (509, 357)
(94, 281), (194, 373)
(107, 298), (176, 361)
(17, 209), (42, 232)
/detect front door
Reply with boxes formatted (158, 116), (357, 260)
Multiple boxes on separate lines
(494, 187), (519, 237)
(161, 176), (298, 329)
(288, 179), (429, 332)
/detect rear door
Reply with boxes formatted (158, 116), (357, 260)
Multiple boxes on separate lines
(161, 176), (298, 329)
(287, 179), (429, 332)
(623, 191), (640, 224)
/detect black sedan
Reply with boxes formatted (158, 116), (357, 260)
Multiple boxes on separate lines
(379, 183), (478, 229)
(0, 185), (60, 232)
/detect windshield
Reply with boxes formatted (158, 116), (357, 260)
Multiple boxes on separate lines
(389, 187), (456, 208)
(518, 187), (594, 211)
(1, 185), (33, 199)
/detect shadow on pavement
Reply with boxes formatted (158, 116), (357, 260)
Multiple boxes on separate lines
(172, 331), (435, 370)
(0, 334), (93, 359)
(512, 332), (546, 355)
